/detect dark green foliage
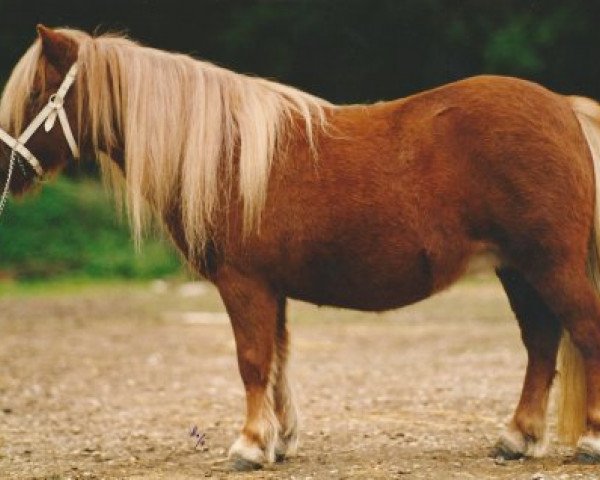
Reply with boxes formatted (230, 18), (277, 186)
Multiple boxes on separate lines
(0, 0), (599, 101)
(0, 178), (181, 280)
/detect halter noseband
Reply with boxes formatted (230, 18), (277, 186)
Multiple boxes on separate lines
(0, 63), (79, 217)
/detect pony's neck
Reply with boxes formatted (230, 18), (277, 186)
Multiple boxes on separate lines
(76, 32), (329, 261)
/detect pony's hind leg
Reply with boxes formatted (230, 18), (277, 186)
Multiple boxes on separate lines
(493, 268), (562, 459)
(273, 300), (299, 461)
(215, 267), (281, 470)
(524, 263), (600, 462)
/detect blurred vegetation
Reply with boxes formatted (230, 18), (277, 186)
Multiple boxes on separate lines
(0, 178), (181, 280)
(0, 0), (599, 280)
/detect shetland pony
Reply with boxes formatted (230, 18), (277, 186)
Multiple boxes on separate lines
(2, 25), (600, 469)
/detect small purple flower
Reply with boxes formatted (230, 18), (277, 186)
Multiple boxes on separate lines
(189, 425), (206, 448)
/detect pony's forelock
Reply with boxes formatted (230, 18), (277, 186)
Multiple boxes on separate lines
(0, 40), (41, 135)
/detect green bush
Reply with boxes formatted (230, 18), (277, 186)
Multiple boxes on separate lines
(0, 178), (181, 280)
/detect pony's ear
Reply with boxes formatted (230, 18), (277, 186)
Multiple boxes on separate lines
(36, 24), (77, 70)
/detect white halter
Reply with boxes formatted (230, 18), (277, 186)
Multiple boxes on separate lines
(0, 63), (79, 176)
(0, 63), (79, 218)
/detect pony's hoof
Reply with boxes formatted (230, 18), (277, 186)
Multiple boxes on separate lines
(492, 426), (547, 460)
(228, 434), (268, 470)
(491, 429), (526, 460)
(490, 440), (523, 461)
(230, 453), (263, 471)
(576, 436), (600, 464)
(275, 452), (286, 463)
(274, 440), (286, 463)
(575, 451), (600, 464)
(275, 432), (298, 463)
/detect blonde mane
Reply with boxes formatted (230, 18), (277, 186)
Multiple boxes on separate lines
(0, 28), (329, 258)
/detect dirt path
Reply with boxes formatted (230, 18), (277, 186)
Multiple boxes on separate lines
(1, 278), (599, 479)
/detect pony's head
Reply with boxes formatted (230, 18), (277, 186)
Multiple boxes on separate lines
(0, 25), (82, 195)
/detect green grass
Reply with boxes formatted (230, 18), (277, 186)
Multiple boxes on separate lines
(0, 177), (182, 281)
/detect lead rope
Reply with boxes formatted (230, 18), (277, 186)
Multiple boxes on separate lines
(0, 150), (15, 219)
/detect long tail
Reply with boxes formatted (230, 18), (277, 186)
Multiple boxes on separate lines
(558, 96), (600, 443)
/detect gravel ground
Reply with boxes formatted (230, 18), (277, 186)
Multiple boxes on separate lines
(1, 277), (599, 479)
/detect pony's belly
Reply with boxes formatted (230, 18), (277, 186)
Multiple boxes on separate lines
(288, 279), (433, 311)
(282, 242), (499, 312)
(283, 251), (444, 311)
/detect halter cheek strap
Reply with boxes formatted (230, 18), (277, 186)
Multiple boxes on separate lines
(0, 63), (79, 177)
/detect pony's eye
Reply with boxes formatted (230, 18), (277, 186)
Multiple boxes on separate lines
(28, 90), (40, 103)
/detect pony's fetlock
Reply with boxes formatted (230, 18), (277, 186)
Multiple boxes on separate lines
(492, 426), (548, 460)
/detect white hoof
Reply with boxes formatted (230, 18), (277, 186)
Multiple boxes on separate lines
(228, 435), (269, 469)
(494, 426), (547, 459)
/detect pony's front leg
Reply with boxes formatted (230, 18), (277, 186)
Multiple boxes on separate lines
(273, 299), (299, 461)
(215, 267), (281, 470)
